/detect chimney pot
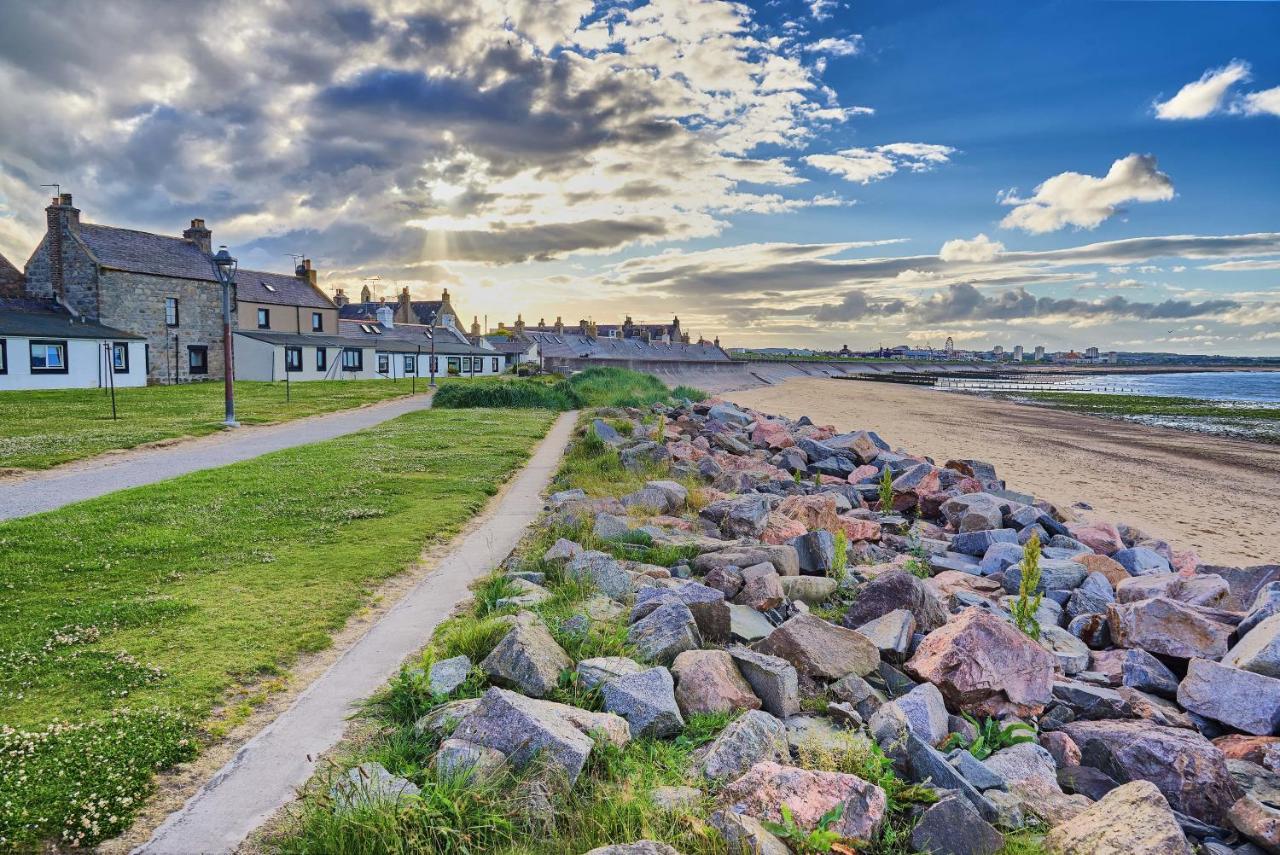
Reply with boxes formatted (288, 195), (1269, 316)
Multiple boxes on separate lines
(182, 217), (212, 253)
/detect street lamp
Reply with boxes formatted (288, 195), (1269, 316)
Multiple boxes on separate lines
(428, 325), (438, 388)
(212, 246), (239, 426)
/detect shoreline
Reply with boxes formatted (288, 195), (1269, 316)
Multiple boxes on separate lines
(724, 376), (1280, 566)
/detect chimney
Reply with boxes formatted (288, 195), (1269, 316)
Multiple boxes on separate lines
(333, 288), (349, 307)
(471, 315), (481, 336)
(183, 218), (212, 253)
(513, 313), (525, 334)
(294, 257), (317, 287)
(579, 318), (589, 335)
(45, 193), (80, 301)
(360, 283), (372, 303)
(375, 304), (395, 328)
(554, 316), (564, 335)
(398, 286), (411, 323)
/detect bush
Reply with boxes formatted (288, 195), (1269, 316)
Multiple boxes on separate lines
(432, 368), (707, 412)
(432, 379), (584, 410)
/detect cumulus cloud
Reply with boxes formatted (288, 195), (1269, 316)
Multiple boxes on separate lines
(804, 143), (956, 184)
(999, 154), (1174, 234)
(1154, 60), (1252, 119)
(1241, 86), (1280, 117)
(939, 233), (1004, 263)
(805, 36), (863, 56)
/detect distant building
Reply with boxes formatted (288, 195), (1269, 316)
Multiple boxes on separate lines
(1034, 345), (1045, 361)
(1012, 345), (1024, 362)
(1086, 346), (1100, 359)
(334, 285), (459, 331)
(992, 345), (1004, 358)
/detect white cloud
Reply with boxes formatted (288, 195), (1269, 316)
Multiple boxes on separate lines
(1200, 258), (1280, 272)
(999, 154), (1174, 234)
(1154, 60), (1251, 119)
(808, 0), (837, 21)
(1241, 86), (1280, 117)
(804, 143), (956, 184)
(805, 36), (862, 56)
(939, 233), (1005, 263)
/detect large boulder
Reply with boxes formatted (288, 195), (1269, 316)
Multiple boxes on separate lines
(1111, 546), (1171, 576)
(584, 843), (681, 855)
(1228, 794), (1280, 853)
(1060, 719), (1241, 823)
(709, 810), (791, 855)
(577, 656), (645, 689)
(910, 792), (1005, 855)
(941, 493), (1006, 533)
(634, 582), (729, 643)
(566, 551), (634, 600)
(628, 601), (702, 665)
(826, 430), (881, 464)
(754, 613), (880, 680)
(1202, 563), (1280, 611)
(1001, 558), (1087, 595)
(671, 650), (761, 716)
(699, 709), (790, 781)
(1224, 612), (1280, 679)
(906, 607), (1056, 717)
(621, 441), (672, 473)
(1177, 658), (1280, 736)
(1107, 597), (1232, 660)
(842, 570), (950, 633)
(1088, 648), (1179, 698)
(876, 681), (949, 746)
(451, 688), (629, 786)
(702, 495), (771, 539)
(733, 563), (786, 611)
(480, 614), (573, 698)
(729, 647), (800, 718)
(601, 667), (685, 739)
(694, 545), (800, 578)
(719, 761), (887, 841)
(776, 493), (841, 532)
(1043, 780), (1191, 855)
(852, 609), (916, 658)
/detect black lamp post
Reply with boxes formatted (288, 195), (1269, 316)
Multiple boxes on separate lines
(429, 326), (437, 388)
(212, 246), (239, 426)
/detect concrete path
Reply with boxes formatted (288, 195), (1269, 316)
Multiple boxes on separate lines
(135, 410), (578, 855)
(0, 393), (436, 522)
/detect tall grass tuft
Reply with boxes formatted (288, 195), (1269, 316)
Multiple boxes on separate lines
(433, 379), (583, 410)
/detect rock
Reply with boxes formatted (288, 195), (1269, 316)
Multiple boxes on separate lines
(842, 570), (950, 633)
(1203, 564), (1280, 612)
(728, 604), (775, 643)
(1040, 731), (1081, 768)
(671, 650), (761, 716)
(708, 809), (791, 855)
(1229, 794), (1280, 853)
(1108, 597), (1232, 660)
(948, 748), (1007, 791)
(983, 790), (1026, 829)
(826, 430), (881, 464)
(1038, 625), (1092, 675)
(577, 656), (645, 689)
(583, 843), (681, 855)
(1051, 680), (1132, 720)
(733, 563), (786, 611)
(1214, 735), (1280, 766)
(621, 441), (672, 473)
(628, 602), (703, 665)
(591, 418), (625, 445)
(1066, 520), (1127, 555)
(755, 613), (880, 680)
(708, 402), (753, 426)
(566, 551), (634, 600)
(945, 459), (1002, 491)
(853, 609), (916, 657)
(1116, 686), (1195, 729)
(331, 761), (420, 810)
(1044, 779), (1192, 855)
(952, 528), (1020, 557)
(434, 738), (507, 781)
(649, 785), (701, 812)
(1177, 658), (1280, 736)
(911, 792), (1004, 855)
(982, 743), (1090, 826)
(1057, 764), (1119, 800)
(902, 733), (1000, 822)
(413, 698), (480, 738)
(941, 493), (1006, 533)
(719, 760), (887, 841)
(585, 595), (626, 622)
(1241, 583), (1280, 636)
(729, 647), (800, 718)
(601, 667), (685, 739)
(906, 607), (1056, 717)
(1225, 613), (1280, 679)
(480, 614), (573, 698)
(978, 542), (1025, 575)
(1112, 546), (1172, 576)
(694, 545), (800, 578)
(635, 582), (730, 643)
(427, 655), (471, 696)
(1001, 558), (1087, 595)
(881, 681), (949, 745)
(496, 576), (554, 609)
(779, 575), (838, 605)
(703, 565), (745, 599)
(932, 551), (984, 576)
(549, 488), (588, 507)
(451, 688), (629, 787)
(1068, 612), (1111, 648)
(830, 673), (887, 720)
(1060, 719), (1241, 823)
(1089, 648), (1179, 698)
(544, 538), (585, 562)
(1077, 553), (1131, 587)
(838, 517), (882, 542)
(1180, 574), (1231, 607)
(1116, 573), (1184, 603)
(761, 512), (807, 546)
(703, 495), (771, 539)
(700, 709), (790, 781)
(788, 529), (836, 575)
(776, 493), (841, 531)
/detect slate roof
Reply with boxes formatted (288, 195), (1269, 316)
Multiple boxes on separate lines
(526, 331), (728, 363)
(337, 320), (490, 354)
(73, 224), (334, 309)
(338, 300), (446, 325)
(0, 251), (23, 290)
(0, 297), (144, 340)
(484, 336), (538, 354)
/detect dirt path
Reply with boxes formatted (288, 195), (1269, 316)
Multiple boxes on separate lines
(726, 378), (1279, 566)
(0, 393), (434, 521)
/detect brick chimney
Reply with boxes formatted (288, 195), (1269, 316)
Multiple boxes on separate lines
(45, 193), (80, 302)
(397, 286), (411, 323)
(294, 257), (317, 287)
(333, 288), (349, 307)
(183, 218), (212, 253)
(554, 316), (564, 335)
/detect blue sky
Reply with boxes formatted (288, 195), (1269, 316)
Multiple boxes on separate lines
(0, 0), (1277, 353)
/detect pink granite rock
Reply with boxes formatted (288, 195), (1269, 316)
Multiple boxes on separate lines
(720, 761), (887, 841)
(1068, 521), (1125, 555)
(671, 649), (762, 716)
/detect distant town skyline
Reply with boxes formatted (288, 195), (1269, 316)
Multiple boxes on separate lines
(1, 0), (1278, 354)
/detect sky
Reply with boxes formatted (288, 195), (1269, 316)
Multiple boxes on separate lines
(0, 0), (1278, 354)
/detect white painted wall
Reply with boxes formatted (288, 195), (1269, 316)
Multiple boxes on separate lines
(0, 336), (146, 390)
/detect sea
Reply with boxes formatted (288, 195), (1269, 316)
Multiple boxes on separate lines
(1047, 370), (1280, 404)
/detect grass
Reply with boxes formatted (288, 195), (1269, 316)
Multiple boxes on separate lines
(0, 379), (423, 470)
(1007, 390), (1280, 442)
(433, 367), (703, 412)
(0, 407), (556, 849)
(433, 376), (584, 410)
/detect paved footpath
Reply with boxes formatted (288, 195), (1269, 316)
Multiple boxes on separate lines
(135, 410), (578, 855)
(0, 393), (436, 522)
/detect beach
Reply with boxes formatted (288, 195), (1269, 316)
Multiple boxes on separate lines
(725, 377), (1280, 566)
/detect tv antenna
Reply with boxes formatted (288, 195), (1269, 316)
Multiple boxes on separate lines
(40, 183), (61, 196)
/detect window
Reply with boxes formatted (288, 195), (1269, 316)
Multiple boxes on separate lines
(257, 308), (270, 329)
(187, 345), (208, 375)
(491, 357), (499, 373)
(311, 312), (324, 332)
(341, 347), (362, 370)
(29, 340), (68, 373)
(403, 354), (415, 374)
(377, 352), (390, 374)
(285, 346), (302, 372)
(165, 298), (179, 327)
(0, 339), (6, 374)
(262, 281), (276, 292)
(316, 347), (327, 371)
(447, 356), (460, 375)
(112, 342), (130, 373)
(462, 356), (472, 373)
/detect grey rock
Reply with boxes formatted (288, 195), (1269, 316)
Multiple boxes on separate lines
(830, 672), (887, 719)
(543, 537), (584, 562)
(583, 842), (682, 855)
(593, 512), (632, 540)
(703, 495), (771, 539)
(1177, 658), (1280, 736)
(952, 529), (1019, 557)
(1089, 648), (1179, 698)
(566, 550), (634, 600)
(634, 582), (730, 643)
(1108, 597), (1232, 660)
(480, 614), (572, 698)
(978, 542), (1024, 575)
(427, 655), (471, 696)
(331, 762), (420, 810)
(694, 544), (801, 578)
(728, 603), (775, 643)
(1038, 625), (1092, 675)
(601, 667), (685, 739)
(577, 656), (645, 689)
(878, 681), (949, 745)
(699, 709), (789, 781)
(1240, 582), (1280, 636)
(842, 570), (950, 633)
(1224, 612), (1280, 679)
(434, 738), (506, 781)
(709, 809), (791, 855)
(495, 577), (554, 609)
(413, 698), (480, 738)
(1051, 680), (1132, 720)
(729, 647), (800, 718)
(911, 792), (1005, 855)
(621, 441), (672, 473)
(948, 749), (1008, 791)
(983, 790), (1025, 829)
(1200, 564), (1280, 611)
(620, 486), (676, 515)
(779, 575), (838, 605)
(931, 551), (983, 576)
(1001, 558), (1088, 595)
(628, 601), (702, 665)
(854, 608), (916, 657)
(789, 529), (836, 574)
(1112, 545), (1172, 575)
(1068, 612), (1111, 648)
(708, 402), (753, 426)
(941, 493), (1006, 533)
(591, 418), (624, 446)
(906, 733), (1000, 823)
(649, 785), (702, 812)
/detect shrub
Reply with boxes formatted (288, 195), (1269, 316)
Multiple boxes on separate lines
(1011, 532), (1045, 640)
(877, 467), (894, 512)
(432, 379), (584, 410)
(831, 529), (848, 581)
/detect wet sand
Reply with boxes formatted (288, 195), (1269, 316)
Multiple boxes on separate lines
(725, 377), (1280, 566)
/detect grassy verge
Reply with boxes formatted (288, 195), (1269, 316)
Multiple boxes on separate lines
(0, 379), (425, 471)
(1004, 390), (1280, 441)
(433, 367), (708, 412)
(268, 415), (1043, 855)
(0, 407), (556, 849)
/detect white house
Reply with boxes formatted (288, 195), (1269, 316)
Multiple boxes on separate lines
(0, 297), (147, 390)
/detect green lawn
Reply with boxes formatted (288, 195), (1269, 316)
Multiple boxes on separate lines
(0, 407), (556, 849)
(0, 379), (425, 471)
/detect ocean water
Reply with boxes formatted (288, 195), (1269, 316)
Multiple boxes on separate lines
(1051, 371), (1280, 404)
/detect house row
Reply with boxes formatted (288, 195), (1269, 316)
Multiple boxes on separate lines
(0, 194), (509, 391)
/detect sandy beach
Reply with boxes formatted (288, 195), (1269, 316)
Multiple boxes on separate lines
(725, 377), (1280, 566)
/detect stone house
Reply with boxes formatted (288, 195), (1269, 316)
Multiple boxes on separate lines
(335, 284), (459, 330)
(0, 251), (24, 297)
(21, 194), (336, 383)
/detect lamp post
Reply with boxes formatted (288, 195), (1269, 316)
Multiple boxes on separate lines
(212, 246), (239, 426)
(429, 326), (438, 388)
